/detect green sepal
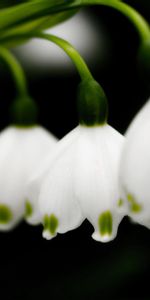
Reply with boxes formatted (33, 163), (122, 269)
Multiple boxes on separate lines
(10, 95), (38, 126)
(137, 39), (150, 91)
(77, 79), (108, 126)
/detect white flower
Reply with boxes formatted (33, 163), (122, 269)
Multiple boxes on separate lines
(120, 99), (150, 228)
(35, 124), (124, 242)
(0, 125), (57, 230)
(26, 127), (81, 226)
(25, 156), (51, 226)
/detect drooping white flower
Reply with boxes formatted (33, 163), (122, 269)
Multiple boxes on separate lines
(36, 124), (124, 242)
(25, 127), (79, 226)
(120, 99), (150, 228)
(0, 125), (57, 230)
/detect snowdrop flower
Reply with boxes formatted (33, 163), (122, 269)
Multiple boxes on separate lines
(0, 125), (57, 230)
(26, 126), (80, 226)
(120, 99), (150, 228)
(34, 79), (125, 242)
(74, 125), (125, 242)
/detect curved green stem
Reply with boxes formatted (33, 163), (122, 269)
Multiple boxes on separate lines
(2, 32), (93, 81)
(35, 32), (93, 81)
(67, 0), (150, 42)
(33, 33), (108, 125)
(0, 0), (149, 45)
(0, 46), (28, 97)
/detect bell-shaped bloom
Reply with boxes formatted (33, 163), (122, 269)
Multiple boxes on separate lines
(34, 124), (125, 242)
(26, 127), (81, 226)
(120, 99), (150, 228)
(0, 125), (57, 230)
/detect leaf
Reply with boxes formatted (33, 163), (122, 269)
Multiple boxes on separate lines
(0, 0), (74, 32)
(0, 9), (78, 37)
(0, 9), (78, 48)
(0, 0), (26, 9)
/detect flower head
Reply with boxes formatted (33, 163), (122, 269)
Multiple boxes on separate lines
(0, 125), (57, 230)
(33, 123), (124, 242)
(27, 127), (83, 232)
(74, 124), (125, 242)
(26, 79), (125, 242)
(120, 99), (150, 227)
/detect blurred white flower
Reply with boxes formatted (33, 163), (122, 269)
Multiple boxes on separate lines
(120, 99), (150, 228)
(0, 125), (57, 230)
(31, 124), (124, 242)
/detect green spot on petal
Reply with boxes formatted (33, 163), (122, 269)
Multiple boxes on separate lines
(127, 194), (142, 213)
(98, 211), (113, 236)
(118, 198), (123, 207)
(25, 200), (33, 218)
(0, 205), (12, 224)
(43, 214), (58, 236)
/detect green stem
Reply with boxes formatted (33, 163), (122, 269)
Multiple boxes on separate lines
(3, 32), (93, 81)
(35, 33), (108, 126)
(0, 0), (72, 32)
(67, 0), (150, 42)
(35, 32), (93, 81)
(0, 46), (28, 97)
(0, 0), (149, 44)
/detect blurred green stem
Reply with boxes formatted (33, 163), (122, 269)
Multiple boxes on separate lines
(68, 0), (150, 42)
(0, 0), (149, 44)
(34, 33), (93, 81)
(0, 47), (28, 97)
(0, 32), (93, 82)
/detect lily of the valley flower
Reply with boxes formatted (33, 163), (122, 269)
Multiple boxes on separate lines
(33, 123), (125, 242)
(0, 125), (57, 230)
(120, 99), (150, 228)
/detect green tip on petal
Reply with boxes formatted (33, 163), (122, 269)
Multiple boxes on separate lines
(77, 79), (108, 126)
(43, 214), (59, 236)
(118, 198), (124, 207)
(127, 194), (142, 213)
(25, 200), (33, 218)
(0, 204), (12, 224)
(98, 211), (113, 237)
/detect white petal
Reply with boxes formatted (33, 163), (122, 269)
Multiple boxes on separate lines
(26, 126), (80, 225)
(74, 125), (125, 242)
(120, 100), (150, 227)
(0, 126), (56, 230)
(38, 127), (84, 239)
(42, 229), (57, 240)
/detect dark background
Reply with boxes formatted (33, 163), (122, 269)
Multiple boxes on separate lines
(0, 1), (150, 299)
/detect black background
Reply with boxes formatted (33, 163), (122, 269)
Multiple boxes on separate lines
(0, 1), (150, 299)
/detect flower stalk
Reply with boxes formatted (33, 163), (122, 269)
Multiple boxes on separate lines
(35, 32), (93, 81)
(68, 0), (150, 43)
(35, 33), (108, 126)
(0, 46), (28, 97)
(0, 0), (149, 45)
(0, 47), (38, 126)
